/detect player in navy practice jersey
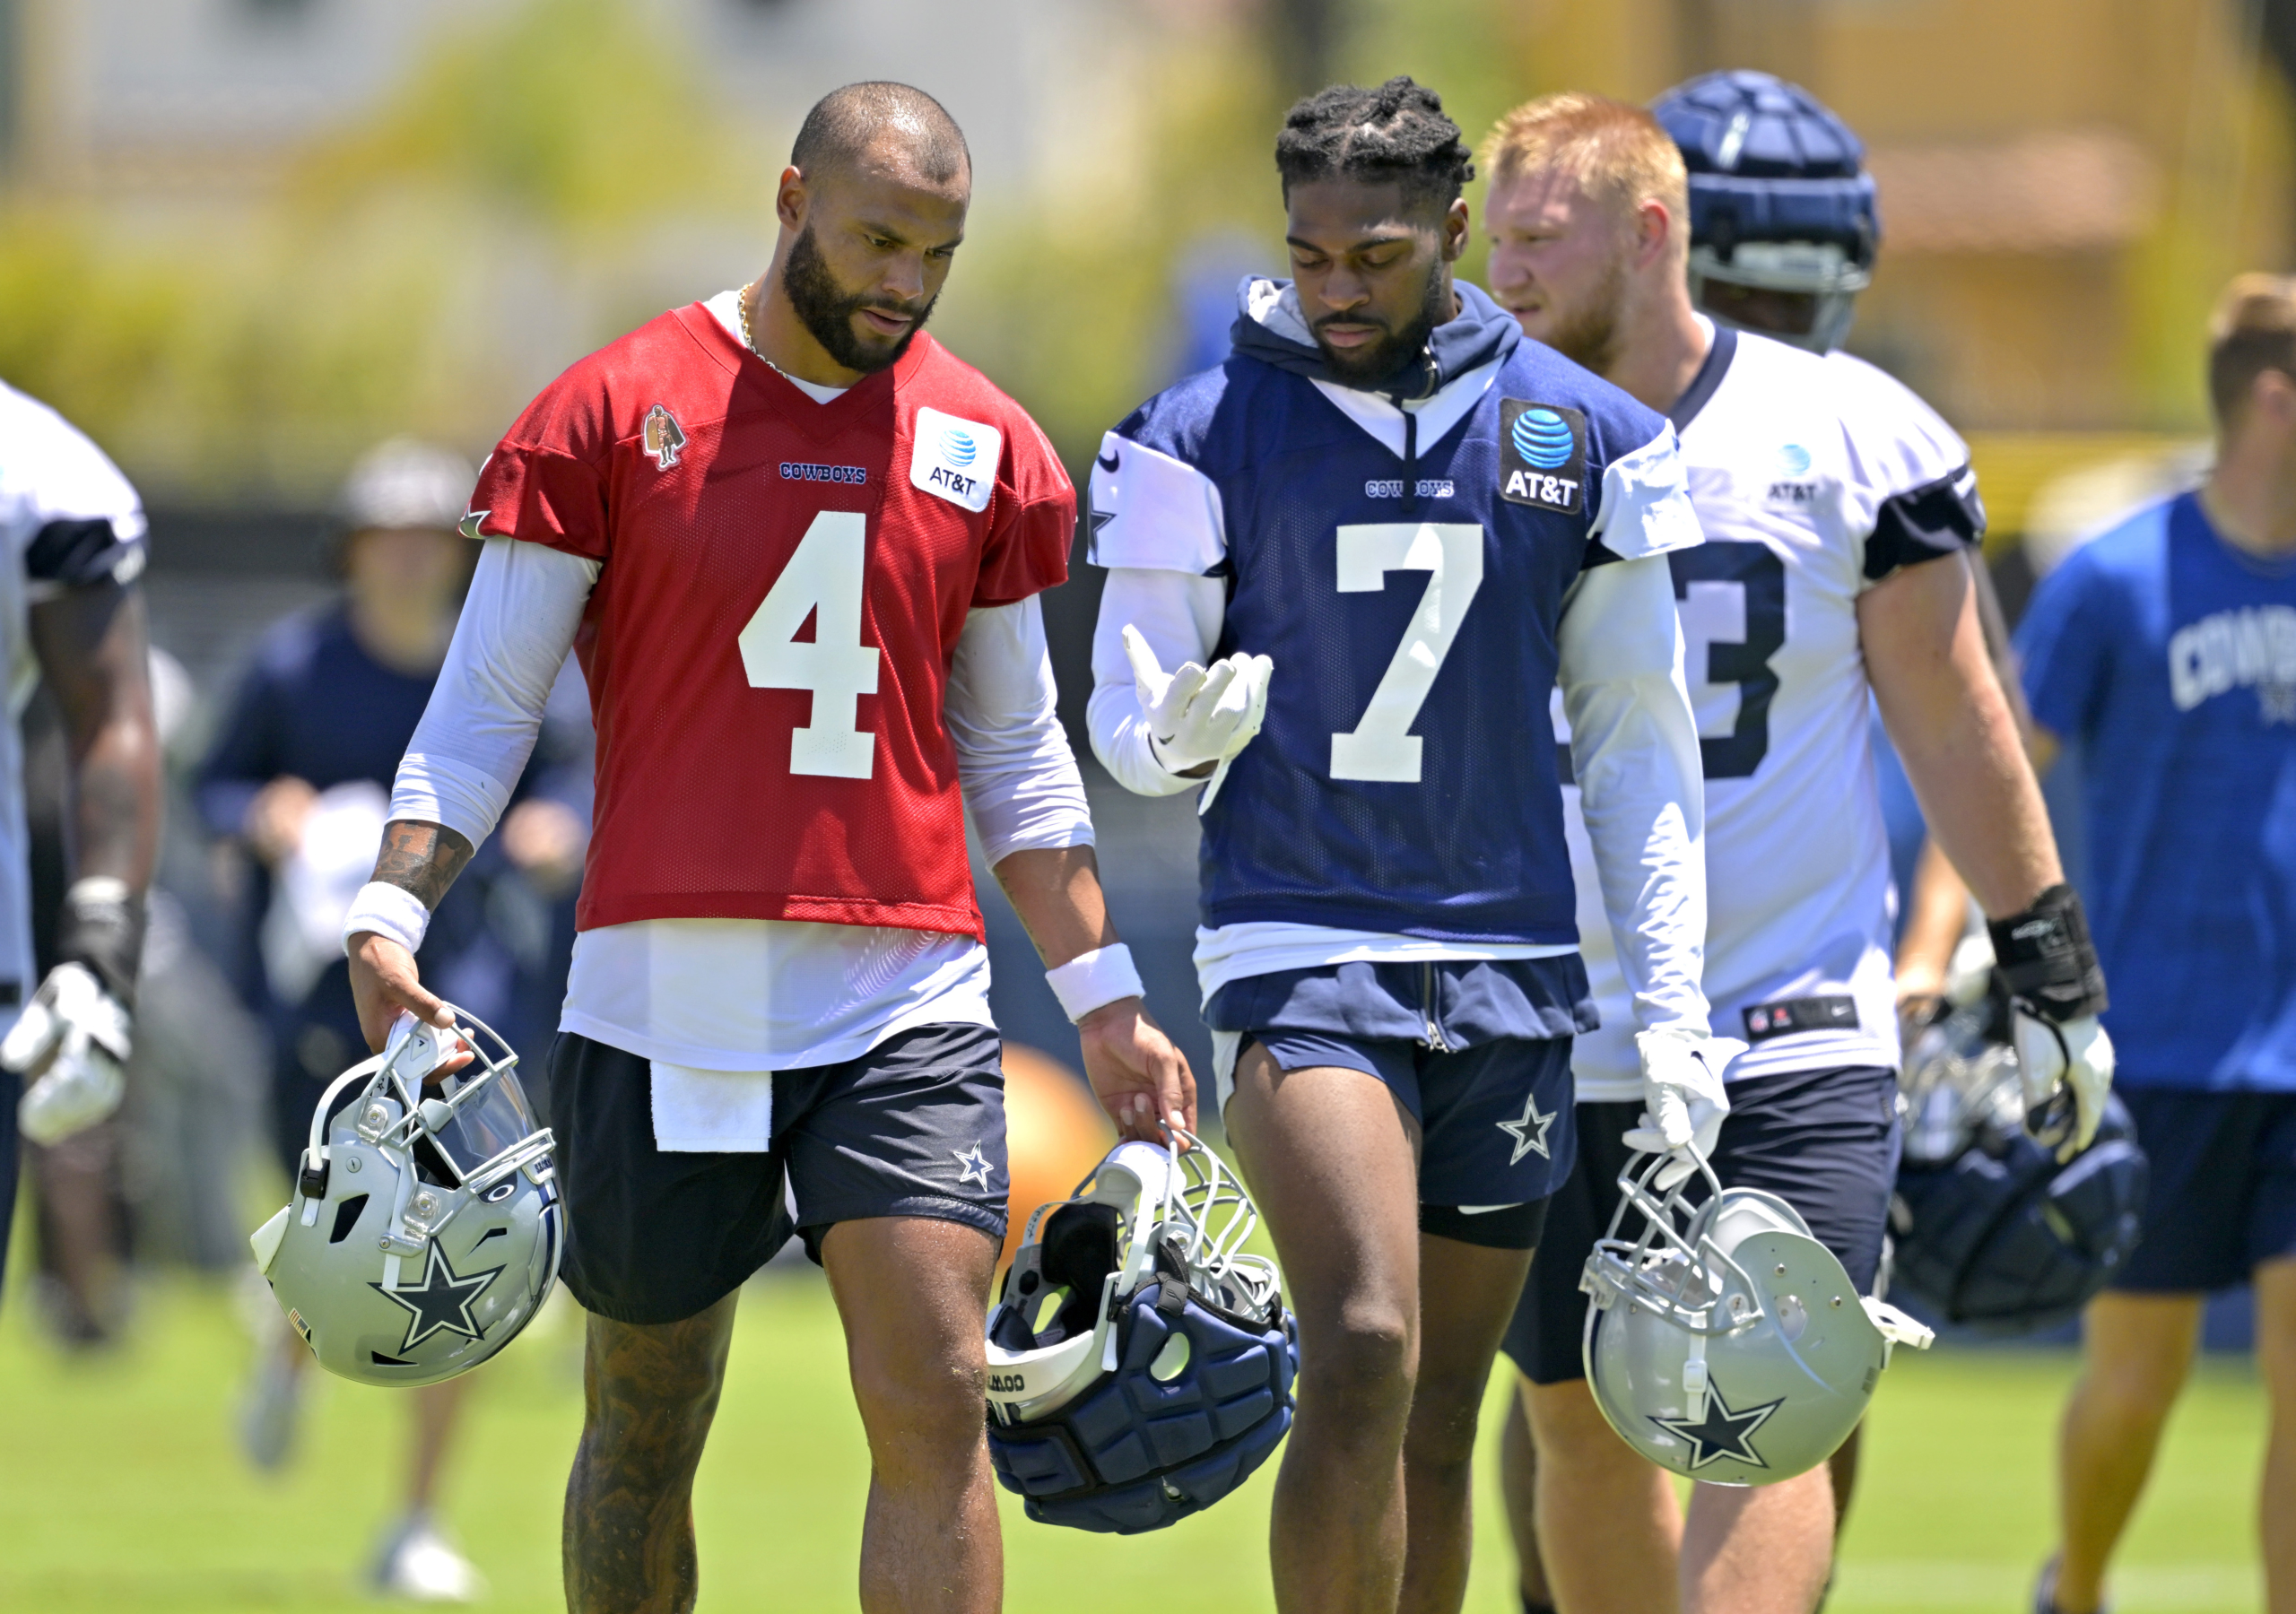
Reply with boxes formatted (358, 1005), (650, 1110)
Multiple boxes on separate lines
(1477, 86), (2114, 1614)
(1088, 79), (1716, 1610)
(2001, 279), (2296, 1614)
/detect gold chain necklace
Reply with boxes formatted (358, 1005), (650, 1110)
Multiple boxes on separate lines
(736, 280), (761, 356)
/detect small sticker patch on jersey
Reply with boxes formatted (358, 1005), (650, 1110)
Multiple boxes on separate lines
(643, 404), (687, 471)
(1498, 401), (1587, 514)
(457, 509), (489, 541)
(910, 406), (1002, 514)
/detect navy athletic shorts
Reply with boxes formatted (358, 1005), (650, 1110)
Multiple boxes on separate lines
(2112, 1088), (2296, 1292)
(549, 1023), (1009, 1324)
(1206, 959), (1588, 1245)
(1502, 1063), (1900, 1385)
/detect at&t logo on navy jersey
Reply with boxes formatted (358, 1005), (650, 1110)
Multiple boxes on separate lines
(1499, 400), (1587, 514)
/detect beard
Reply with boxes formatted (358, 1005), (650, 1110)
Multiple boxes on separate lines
(1311, 261), (1453, 387)
(1537, 255), (1630, 376)
(780, 224), (936, 374)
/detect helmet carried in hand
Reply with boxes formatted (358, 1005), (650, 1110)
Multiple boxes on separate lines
(985, 1126), (1296, 1533)
(1583, 1153), (1932, 1486)
(249, 1011), (561, 1387)
(1892, 989), (2147, 1331)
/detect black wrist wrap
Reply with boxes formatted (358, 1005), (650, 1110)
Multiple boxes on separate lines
(59, 881), (146, 1008)
(1987, 883), (2107, 1023)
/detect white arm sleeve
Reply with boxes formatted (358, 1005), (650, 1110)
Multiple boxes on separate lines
(1587, 423), (1704, 561)
(391, 538), (597, 847)
(1085, 567), (1227, 797)
(946, 597), (1094, 863)
(1558, 553), (1711, 1039)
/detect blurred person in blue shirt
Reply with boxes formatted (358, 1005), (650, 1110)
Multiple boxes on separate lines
(2020, 276), (2296, 1614)
(196, 439), (568, 1603)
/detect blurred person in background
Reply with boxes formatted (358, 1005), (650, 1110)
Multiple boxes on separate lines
(1479, 79), (2110, 1614)
(1951, 276), (2296, 1614)
(197, 438), (542, 1602)
(0, 380), (162, 1320)
(17, 646), (216, 1343)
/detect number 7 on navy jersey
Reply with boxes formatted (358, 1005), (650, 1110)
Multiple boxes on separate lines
(1329, 523), (1485, 783)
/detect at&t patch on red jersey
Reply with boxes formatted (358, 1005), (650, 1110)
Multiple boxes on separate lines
(910, 406), (1002, 512)
(465, 304), (1074, 940)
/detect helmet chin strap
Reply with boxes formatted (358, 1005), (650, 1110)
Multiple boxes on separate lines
(1683, 1330), (1711, 1422)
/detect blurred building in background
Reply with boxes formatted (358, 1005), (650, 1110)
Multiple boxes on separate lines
(1, 0), (2287, 531)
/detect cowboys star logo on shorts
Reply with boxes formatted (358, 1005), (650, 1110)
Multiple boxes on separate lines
(1649, 1377), (1785, 1471)
(953, 1143), (995, 1189)
(370, 1243), (503, 1354)
(1497, 1091), (1555, 1165)
(643, 404), (687, 471)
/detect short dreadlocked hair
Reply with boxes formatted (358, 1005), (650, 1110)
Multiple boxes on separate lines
(1274, 77), (1475, 217)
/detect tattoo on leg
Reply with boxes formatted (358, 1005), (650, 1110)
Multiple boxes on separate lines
(563, 1298), (737, 1614)
(372, 820), (476, 911)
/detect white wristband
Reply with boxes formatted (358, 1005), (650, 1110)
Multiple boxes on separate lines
(343, 881), (431, 959)
(1046, 943), (1144, 1023)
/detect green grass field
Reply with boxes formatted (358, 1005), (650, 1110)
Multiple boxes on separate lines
(0, 1260), (2271, 1613)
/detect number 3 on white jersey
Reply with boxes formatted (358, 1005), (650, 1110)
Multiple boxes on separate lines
(1330, 522), (1484, 783)
(738, 509), (881, 778)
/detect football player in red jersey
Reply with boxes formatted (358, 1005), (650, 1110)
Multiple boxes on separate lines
(342, 82), (1195, 1613)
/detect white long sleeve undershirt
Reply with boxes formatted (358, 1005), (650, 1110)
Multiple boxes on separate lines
(391, 536), (1093, 1079)
(1087, 559), (1710, 1042)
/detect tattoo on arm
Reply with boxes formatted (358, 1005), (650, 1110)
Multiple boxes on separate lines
(373, 820), (476, 910)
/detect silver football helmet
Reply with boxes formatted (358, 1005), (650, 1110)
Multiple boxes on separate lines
(1582, 1152), (1932, 1486)
(249, 1011), (561, 1387)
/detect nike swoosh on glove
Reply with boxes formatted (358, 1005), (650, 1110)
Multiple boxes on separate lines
(6, 961), (133, 1147)
(2014, 1011), (2115, 1163)
(1622, 1028), (1742, 1190)
(1123, 625), (1272, 811)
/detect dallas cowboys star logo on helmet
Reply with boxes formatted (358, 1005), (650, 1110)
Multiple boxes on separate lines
(370, 1243), (502, 1354)
(953, 1143), (995, 1189)
(1497, 1091), (1556, 1165)
(1650, 1379), (1786, 1471)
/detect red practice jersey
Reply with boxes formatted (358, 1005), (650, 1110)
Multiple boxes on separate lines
(465, 306), (1074, 939)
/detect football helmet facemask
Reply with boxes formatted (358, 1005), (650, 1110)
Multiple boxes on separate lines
(1583, 1152), (1932, 1486)
(250, 1011), (561, 1387)
(985, 1126), (1296, 1533)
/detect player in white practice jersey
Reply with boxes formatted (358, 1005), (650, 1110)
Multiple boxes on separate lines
(0, 381), (161, 1304)
(1481, 85), (2116, 1614)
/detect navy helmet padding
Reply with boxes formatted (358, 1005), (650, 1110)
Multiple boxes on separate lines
(1892, 1093), (2148, 1332)
(987, 1278), (1298, 1533)
(1652, 69), (1879, 267)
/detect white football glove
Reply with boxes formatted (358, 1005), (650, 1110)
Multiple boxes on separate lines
(2014, 1010), (2116, 1163)
(7, 962), (133, 1148)
(1622, 1028), (1741, 1190)
(1122, 625), (1273, 809)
